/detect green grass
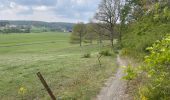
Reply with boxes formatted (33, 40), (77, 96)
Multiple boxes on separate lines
(0, 32), (117, 100)
(0, 32), (70, 53)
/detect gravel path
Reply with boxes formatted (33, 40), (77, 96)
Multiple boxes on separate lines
(95, 55), (130, 100)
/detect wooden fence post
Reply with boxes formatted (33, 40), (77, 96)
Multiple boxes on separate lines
(37, 72), (56, 100)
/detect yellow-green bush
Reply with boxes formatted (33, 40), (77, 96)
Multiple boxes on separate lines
(139, 34), (170, 100)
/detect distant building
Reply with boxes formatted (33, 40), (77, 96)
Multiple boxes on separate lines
(8, 25), (17, 28)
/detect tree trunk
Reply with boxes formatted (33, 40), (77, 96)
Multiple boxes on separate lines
(109, 21), (114, 47)
(90, 39), (93, 45)
(110, 25), (114, 47)
(99, 32), (102, 44)
(80, 32), (82, 47)
(97, 32), (102, 45)
(110, 33), (114, 47)
(119, 25), (122, 43)
(111, 37), (114, 47)
(119, 23), (124, 48)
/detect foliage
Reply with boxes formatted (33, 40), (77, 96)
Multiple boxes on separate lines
(94, 0), (121, 47)
(120, 2), (170, 99)
(82, 53), (91, 58)
(2, 27), (30, 33)
(122, 34), (170, 99)
(119, 48), (130, 56)
(99, 50), (114, 56)
(147, 2), (170, 23)
(70, 22), (86, 46)
(138, 34), (170, 100)
(122, 65), (137, 80)
(83, 23), (97, 44)
(121, 2), (170, 58)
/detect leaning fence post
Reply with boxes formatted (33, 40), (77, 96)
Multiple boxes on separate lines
(36, 72), (56, 100)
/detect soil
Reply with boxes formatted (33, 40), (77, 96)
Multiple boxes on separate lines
(95, 55), (132, 100)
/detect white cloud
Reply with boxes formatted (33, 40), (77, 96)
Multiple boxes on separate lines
(71, 0), (94, 5)
(9, 2), (15, 8)
(0, 0), (101, 23)
(33, 6), (50, 11)
(0, 2), (29, 14)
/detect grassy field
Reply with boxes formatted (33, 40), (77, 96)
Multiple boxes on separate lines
(0, 32), (117, 100)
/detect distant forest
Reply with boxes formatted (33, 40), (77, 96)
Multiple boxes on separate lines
(0, 20), (74, 33)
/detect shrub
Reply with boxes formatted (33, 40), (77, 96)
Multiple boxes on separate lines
(83, 40), (91, 43)
(82, 53), (91, 58)
(122, 65), (137, 80)
(99, 50), (113, 56)
(122, 34), (170, 99)
(121, 5), (170, 58)
(138, 34), (170, 100)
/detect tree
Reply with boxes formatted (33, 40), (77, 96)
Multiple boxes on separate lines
(84, 23), (97, 44)
(92, 23), (103, 44)
(90, 22), (108, 45)
(119, 2), (131, 44)
(123, 0), (168, 21)
(94, 0), (121, 47)
(70, 22), (86, 46)
(0, 21), (9, 27)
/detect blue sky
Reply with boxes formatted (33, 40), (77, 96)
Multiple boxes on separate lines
(0, 0), (100, 23)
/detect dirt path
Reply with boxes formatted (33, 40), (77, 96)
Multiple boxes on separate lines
(95, 55), (130, 100)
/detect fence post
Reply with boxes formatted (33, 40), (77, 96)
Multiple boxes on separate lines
(37, 72), (56, 100)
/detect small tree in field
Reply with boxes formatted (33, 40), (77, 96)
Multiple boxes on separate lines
(70, 22), (86, 46)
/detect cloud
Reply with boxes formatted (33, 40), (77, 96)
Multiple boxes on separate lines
(14, 0), (58, 6)
(0, 0), (100, 22)
(33, 6), (51, 11)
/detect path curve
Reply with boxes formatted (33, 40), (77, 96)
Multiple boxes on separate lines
(95, 55), (130, 100)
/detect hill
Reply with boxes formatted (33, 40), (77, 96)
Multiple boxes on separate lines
(0, 20), (74, 32)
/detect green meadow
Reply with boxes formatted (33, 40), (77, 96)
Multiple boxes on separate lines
(0, 32), (117, 100)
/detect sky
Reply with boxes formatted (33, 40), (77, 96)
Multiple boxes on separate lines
(0, 0), (100, 23)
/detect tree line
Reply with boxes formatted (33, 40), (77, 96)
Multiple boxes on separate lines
(71, 0), (170, 47)
(0, 20), (74, 33)
(0, 21), (31, 33)
(70, 22), (109, 46)
(70, 0), (123, 47)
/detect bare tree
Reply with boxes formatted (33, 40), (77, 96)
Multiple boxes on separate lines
(94, 0), (121, 47)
